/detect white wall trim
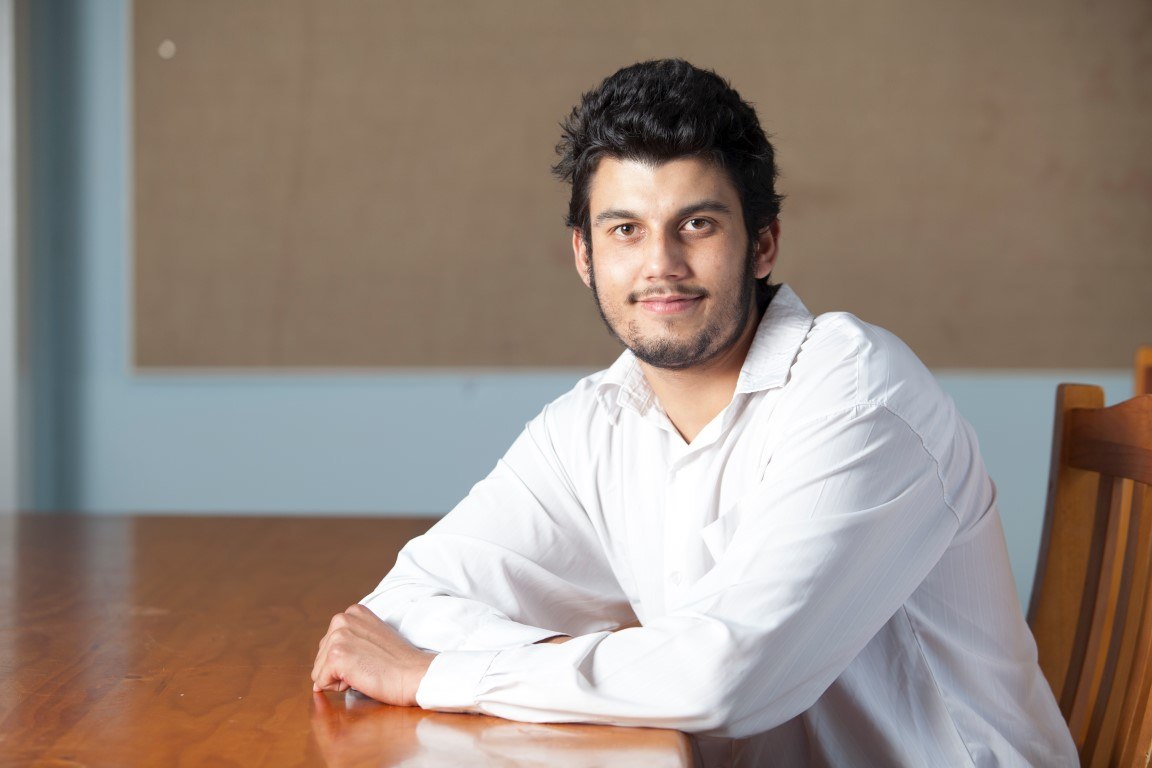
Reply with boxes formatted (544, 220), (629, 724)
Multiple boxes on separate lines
(0, 0), (17, 512)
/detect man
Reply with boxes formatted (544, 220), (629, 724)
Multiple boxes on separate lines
(312, 59), (1076, 765)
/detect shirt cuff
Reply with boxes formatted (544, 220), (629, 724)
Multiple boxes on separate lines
(417, 650), (498, 712)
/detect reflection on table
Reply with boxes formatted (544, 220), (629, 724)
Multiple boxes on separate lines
(0, 514), (695, 766)
(312, 688), (693, 767)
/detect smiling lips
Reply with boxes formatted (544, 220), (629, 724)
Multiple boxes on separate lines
(632, 289), (707, 315)
(639, 295), (702, 314)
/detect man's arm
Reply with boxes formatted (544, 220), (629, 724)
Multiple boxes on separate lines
(318, 404), (962, 736)
(311, 605), (589, 699)
(313, 407), (636, 693)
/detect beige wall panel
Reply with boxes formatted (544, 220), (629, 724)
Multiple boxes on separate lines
(134, 0), (1152, 368)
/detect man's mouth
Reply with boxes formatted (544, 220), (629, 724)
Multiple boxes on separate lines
(634, 292), (705, 315)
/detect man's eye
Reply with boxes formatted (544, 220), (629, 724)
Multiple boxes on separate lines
(685, 218), (711, 231)
(614, 224), (636, 237)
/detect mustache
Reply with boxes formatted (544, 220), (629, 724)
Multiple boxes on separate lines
(628, 285), (709, 303)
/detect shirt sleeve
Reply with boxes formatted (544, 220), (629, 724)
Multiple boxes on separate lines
(361, 409), (638, 653)
(416, 403), (961, 737)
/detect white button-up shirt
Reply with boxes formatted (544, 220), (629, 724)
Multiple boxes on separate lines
(363, 285), (1076, 766)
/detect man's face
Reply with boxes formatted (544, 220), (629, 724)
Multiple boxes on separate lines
(573, 156), (777, 371)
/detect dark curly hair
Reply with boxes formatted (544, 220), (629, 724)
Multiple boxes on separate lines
(553, 59), (783, 264)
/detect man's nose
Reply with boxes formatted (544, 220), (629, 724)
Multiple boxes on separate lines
(641, 231), (689, 281)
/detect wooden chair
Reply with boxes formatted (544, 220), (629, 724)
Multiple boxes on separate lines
(1138, 347), (1152, 396)
(1029, 385), (1152, 767)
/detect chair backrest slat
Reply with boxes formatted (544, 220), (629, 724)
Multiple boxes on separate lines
(1111, 483), (1152, 767)
(1030, 385), (1106, 706)
(1029, 385), (1152, 766)
(1067, 477), (1132, 740)
(1084, 480), (1151, 768)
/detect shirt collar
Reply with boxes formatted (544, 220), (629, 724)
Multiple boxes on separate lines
(595, 284), (815, 421)
(734, 284), (816, 395)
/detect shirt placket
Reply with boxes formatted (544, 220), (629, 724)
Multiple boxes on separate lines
(663, 446), (694, 607)
(662, 424), (723, 607)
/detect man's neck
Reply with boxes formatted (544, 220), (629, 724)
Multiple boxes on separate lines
(639, 309), (762, 444)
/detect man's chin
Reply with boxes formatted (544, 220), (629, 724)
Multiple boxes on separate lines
(628, 339), (713, 370)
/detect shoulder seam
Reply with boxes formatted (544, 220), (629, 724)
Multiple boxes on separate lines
(780, 402), (961, 527)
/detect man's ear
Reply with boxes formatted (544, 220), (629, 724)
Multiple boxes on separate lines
(753, 219), (781, 280)
(573, 229), (593, 289)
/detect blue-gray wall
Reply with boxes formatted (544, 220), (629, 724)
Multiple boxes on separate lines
(27, 0), (1130, 607)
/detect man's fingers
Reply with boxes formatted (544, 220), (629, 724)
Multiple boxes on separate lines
(311, 605), (421, 704)
(312, 647), (347, 693)
(313, 609), (368, 683)
(312, 663), (334, 691)
(312, 620), (347, 686)
(313, 625), (364, 694)
(327, 611), (349, 633)
(311, 644), (330, 689)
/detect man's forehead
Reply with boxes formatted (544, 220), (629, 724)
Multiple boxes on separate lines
(587, 156), (740, 214)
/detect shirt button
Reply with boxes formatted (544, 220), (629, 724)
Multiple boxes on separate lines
(669, 571), (682, 586)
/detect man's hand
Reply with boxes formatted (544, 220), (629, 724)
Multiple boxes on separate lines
(312, 604), (436, 706)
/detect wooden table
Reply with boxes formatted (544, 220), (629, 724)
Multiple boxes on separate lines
(0, 514), (696, 766)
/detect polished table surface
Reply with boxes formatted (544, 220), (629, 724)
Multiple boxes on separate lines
(0, 514), (696, 766)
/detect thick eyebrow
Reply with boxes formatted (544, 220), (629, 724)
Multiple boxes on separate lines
(674, 199), (733, 220)
(591, 199), (734, 227)
(593, 208), (641, 227)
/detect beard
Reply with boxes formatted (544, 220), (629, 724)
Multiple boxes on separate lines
(587, 251), (758, 371)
